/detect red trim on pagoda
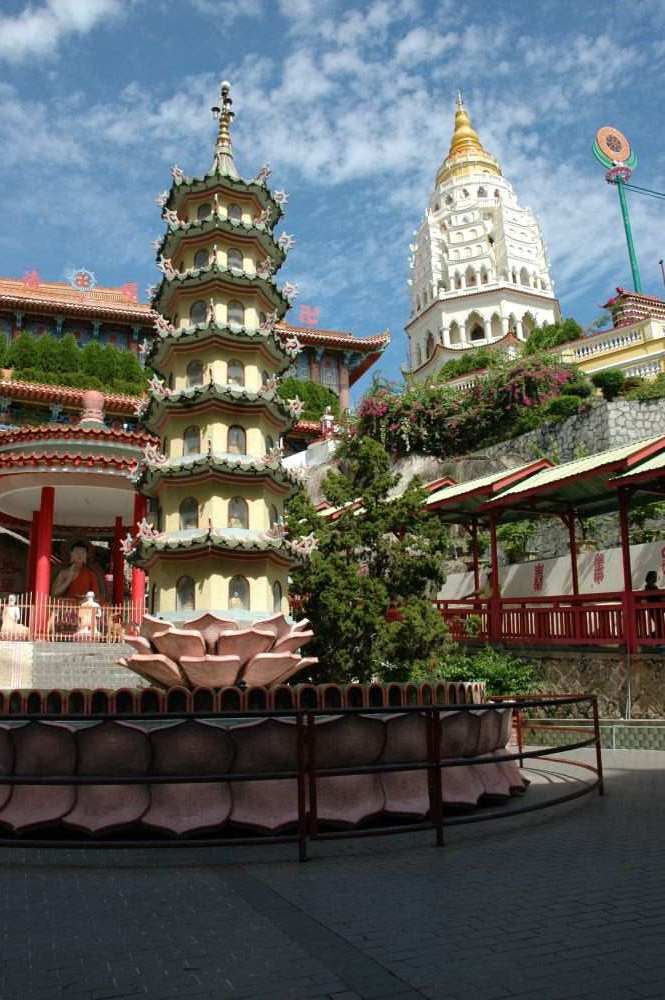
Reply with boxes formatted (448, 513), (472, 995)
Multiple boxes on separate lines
(0, 424), (155, 448)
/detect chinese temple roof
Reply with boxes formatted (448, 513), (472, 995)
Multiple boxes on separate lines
(0, 376), (141, 415)
(0, 278), (150, 324)
(276, 323), (389, 385)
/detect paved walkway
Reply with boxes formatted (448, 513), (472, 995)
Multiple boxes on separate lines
(0, 750), (662, 1000)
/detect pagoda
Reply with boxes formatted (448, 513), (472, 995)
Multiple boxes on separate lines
(130, 82), (308, 624)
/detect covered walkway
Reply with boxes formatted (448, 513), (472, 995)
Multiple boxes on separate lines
(428, 436), (665, 650)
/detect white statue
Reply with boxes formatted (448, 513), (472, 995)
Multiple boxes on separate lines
(0, 595), (28, 638)
(76, 591), (102, 638)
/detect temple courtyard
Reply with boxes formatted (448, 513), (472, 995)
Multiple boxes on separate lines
(1, 749), (663, 1000)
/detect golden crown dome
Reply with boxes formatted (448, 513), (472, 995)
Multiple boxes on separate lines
(436, 93), (502, 186)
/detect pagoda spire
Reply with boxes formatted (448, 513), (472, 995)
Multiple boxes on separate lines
(210, 80), (240, 180)
(436, 92), (502, 185)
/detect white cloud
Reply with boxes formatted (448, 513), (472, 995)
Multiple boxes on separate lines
(191, 0), (263, 20)
(0, 0), (124, 63)
(395, 27), (457, 65)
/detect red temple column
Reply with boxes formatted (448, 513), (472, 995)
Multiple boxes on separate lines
(488, 513), (501, 641)
(113, 516), (125, 606)
(33, 486), (54, 634)
(27, 508), (40, 596)
(131, 493), (146, 624)
(618, 487), (637, 654)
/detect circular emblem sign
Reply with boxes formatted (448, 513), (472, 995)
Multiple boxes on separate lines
(596, 126), (631, 164)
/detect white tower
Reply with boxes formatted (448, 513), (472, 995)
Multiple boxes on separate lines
(405, 94), (560, 383)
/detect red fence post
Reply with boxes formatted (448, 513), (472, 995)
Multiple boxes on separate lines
(618, 488), (637, 654)
(33, 486), (54, 636)
(131, 494), (146, 625)
(488, 514), (501, 642)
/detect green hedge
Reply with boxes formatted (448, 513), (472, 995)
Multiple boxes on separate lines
(277, 377), (339, 420)
(2, 333), (148, 397)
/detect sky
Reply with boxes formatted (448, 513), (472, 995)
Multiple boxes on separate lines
(1, 0), (664, 401)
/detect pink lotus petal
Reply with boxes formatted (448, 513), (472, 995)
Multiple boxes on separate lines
(216, 628), (274, 662)
(179, 655), (242, 688)
(127, 654), (183, 688)
(140, 614), (173, 641)
(152, 628), (205, 662)
(181, 613), (240, 652)
(251, 613), (290, 639)
(124, 635), (153, 655)
(241, 652), (301, 687)
(273, 631), (314, 655)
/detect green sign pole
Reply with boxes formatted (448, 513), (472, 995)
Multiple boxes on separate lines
(615, 176), (643, 293)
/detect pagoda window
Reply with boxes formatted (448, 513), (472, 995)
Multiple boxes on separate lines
(445, 195), (453, 205)
(491, 314), (502, 339)
(229, 575), (250, 611)
(227, 425), (246, 454)
(519, 267), (530, 287)
(228, 203), (242, 223)
(194, 249), (209, 269)
(183, 425), (200, 456)
(227, 248), (243, 273)
(272, 580), (283, 613)
(426, 331), (435, 358)
(176, 575), (196, 611)
(269, 503), (280, 528)
(186, 360), (204, 387)
(227, 300), (244, 328)
(228, 496), (249, 529)
(295, 352), (310, 379)
(189, 300), (207, 325)
(470, 325), (484, 342)
(478, 187), (487, 198)
(449, 321), (461, 345)
(227, 359), (245, 386)
(197, 203), (211, 221)
(179, 497), (199, 531)
(265, 434), (275, 453)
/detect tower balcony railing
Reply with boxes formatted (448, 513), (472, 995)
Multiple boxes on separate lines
(565, 327), (646, 362)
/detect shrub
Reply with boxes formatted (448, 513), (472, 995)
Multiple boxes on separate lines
(624, 374), (665, 401)
(591, 369), (625, 401)
(415, 647), (538, 696)
(277, 377), (339, 421)
(524, 317), (583, 355)
(560, 380), (592, 399)
(436, 346), (499, 382)
(544, 395), (581, 420)
(5, 332), (148, 396)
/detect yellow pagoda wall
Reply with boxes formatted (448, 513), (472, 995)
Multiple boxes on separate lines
(167, 345), (269, 392)
(149, 554), (289, 616)
(157, 481), (284, 533)
(160, 412), (282, 460)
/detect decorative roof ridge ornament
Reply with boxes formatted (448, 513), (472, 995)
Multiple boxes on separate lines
(210, 80), (240, 181)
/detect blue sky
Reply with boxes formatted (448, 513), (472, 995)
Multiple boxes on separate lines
(1, 0), (664, 400)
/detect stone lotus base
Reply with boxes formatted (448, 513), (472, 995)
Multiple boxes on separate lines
(0, 708), (525, 838)
(120, 613), (316, 690)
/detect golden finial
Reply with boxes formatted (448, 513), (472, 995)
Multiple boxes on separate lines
(210, 81), (239, 179)
(436, 92), (502, 184)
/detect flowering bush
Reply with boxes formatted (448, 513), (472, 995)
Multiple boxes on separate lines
(357, 359), (587, 458)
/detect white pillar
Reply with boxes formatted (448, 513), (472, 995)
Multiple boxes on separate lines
(514, 319), (524, 340)
(482, 318), (491, 341)
(501, 316), (510, 336)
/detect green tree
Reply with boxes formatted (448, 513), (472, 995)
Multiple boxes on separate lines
(58, 333), (81, 374)
(80, 341), (105, 378)
(0, 334), (8, 368)
(7, 331), (37, 370)
(287, 434), (451, 682)
(33, 334), (62, 374)
(523, 317), (583, 355)
(277, 377), (339, 420)
(591, 368), (625, 401)
(115, 348), (145, 385)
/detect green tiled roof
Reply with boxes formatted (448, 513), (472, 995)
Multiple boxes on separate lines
(131, 526), (294, 566)
(143, 381), (293, 431)
(167, 173), (284, 222)
(157, 215), (285, 263)
(151, 261), (289, 316)
(146, 321), (291, 374)
(139, 452), (300, 494)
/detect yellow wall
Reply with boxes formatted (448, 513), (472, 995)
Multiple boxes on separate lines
(149, 553), (289, 617)
(161, 411), (283, 461)
(157, 480), (283, 533)
(167, 344), (269, 393)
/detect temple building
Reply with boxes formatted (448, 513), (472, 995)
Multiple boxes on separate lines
(129, 82), (305, 621)
(404, 94), (560, 384)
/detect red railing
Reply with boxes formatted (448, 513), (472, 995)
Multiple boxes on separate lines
(0, 596), (139, 643)
(435, 592), (662, 649)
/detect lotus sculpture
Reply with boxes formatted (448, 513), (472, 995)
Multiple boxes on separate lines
(119, 612), (316, 690)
